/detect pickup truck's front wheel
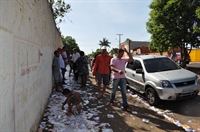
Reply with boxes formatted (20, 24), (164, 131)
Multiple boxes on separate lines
(145, 87), (160, 106)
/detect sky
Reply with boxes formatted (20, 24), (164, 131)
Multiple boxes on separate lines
(59, 0), (152, 54)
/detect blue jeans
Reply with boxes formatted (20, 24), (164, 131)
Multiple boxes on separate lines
(110, 78), (128, 107)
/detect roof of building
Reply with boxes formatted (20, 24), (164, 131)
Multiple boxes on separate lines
(121, 40), (149, 50)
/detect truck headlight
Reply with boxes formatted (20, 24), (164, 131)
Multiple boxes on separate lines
(161, 80), (172, 88)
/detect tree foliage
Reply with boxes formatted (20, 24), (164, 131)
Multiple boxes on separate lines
(49, 0), (71, 25)
(99, 38), (111, 48)
(87, 47), (118, 58)
(196, 7), (200, 17)
(87, 49), (101, 57)
(146, 0), (200, 52)
(109, 48), (119, 56)
(194, 7), (200, 33)
(62, 36), (80, 56)
(88, 38), (112, 57)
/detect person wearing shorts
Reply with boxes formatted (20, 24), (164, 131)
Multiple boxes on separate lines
(92, 46), (111, 98)
(52, 50), (63, 92)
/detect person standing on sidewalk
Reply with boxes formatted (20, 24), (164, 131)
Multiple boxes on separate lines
(61, 46), (68, 67)
(170, 49), (177, 60)
(57, 48), (67, 84)
(109, 48), (133, 111)
(92, 46), (111, 98)
(76, 51), (89, 88)
(72, 48), (80, 81)
(68, 55), (73, 76)
(52, 50), (63, 92)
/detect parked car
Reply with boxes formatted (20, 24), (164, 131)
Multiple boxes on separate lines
(173, 52), (190, 64)
(125, 55), (199, 105)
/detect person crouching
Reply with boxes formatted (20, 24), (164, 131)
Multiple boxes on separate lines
(62, 89), (83, 115)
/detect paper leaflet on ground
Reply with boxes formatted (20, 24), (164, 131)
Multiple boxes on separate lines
(38, 70), (114, 132)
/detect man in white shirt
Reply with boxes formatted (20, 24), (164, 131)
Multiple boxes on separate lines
(57, 48), (67, 84)
(72, 48), (80, 81)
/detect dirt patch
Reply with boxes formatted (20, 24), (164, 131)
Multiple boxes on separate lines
(87, 74), (185, 132)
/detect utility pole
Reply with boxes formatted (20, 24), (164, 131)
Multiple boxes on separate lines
(116, 34), (123, 47)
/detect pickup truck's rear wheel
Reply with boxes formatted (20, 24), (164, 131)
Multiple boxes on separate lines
(145, 87), (160, 106)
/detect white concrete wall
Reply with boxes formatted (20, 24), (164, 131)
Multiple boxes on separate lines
(0, 0), (63, 131)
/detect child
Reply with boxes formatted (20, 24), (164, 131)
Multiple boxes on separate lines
(52, 50), (63, 92)
(62, 89), (82, 115)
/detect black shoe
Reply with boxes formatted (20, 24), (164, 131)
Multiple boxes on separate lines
(121, 106), (132, 111)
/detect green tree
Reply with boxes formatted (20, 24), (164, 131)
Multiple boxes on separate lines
(99, 38), (111, 48)
(146, 0), (200, 67)
(194, 7), (200, 33)
(62, 36), (80, 56)
(109, 48), (119, 56)
(87, 52), (96, 58)
(49, 0), (71, 25)
(87, 49), (102, 57)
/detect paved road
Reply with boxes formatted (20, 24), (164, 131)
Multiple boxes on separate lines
(127, 88), (200, 131)
(163, 63), (200, 131)
(187, 63), (200, 81)
(187, 63), (200, 68)
(156, 93), (200, 131)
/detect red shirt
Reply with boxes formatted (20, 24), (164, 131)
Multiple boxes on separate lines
(93, 54), (111, 74)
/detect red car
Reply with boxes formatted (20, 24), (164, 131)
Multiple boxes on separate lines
(173, 52), (190, 64)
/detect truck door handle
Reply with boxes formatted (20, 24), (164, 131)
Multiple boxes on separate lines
(132, 74), (135, 77)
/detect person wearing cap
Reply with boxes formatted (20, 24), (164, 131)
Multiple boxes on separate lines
(109, 48), (133, 111)
(57, 48), (67, 84)
(71, 48), (80, 81)
(92, 46), (111, 98)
